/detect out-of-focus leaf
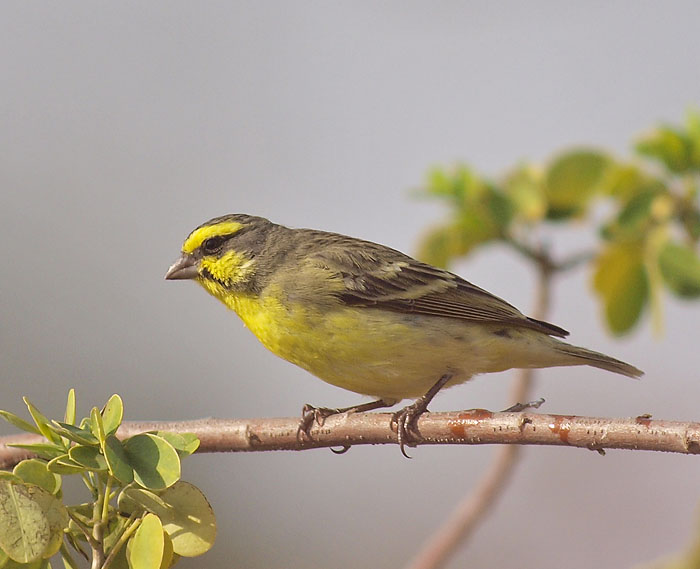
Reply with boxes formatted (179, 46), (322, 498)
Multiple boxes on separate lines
(636, 126), (694, 173)
(416, 223), (474, 268)
(504, 164), (546, 222)
(423, 164), (485, 204)
(593, 242), (649, 334)
(658, 241), (700, 298)
(601, 188), (660, 240)
(545, 149), (610, 219)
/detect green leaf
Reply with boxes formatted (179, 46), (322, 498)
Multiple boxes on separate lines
(117, 486), (168, 516)
(101, 395), (123, 437)
(23, 399), (62, 446)
(504, 164), (546, 222)
(64, 390), (76, 426)
(593, 242), (649, 334)
(123, 434), (181, 490)
(157, 482), (216, 557)
(46, 455), (85, 475)
(160, 533), (174, 569)
(50, 422), (99, 446)
(545, 149), (610, 219)
(658, 241), (700, 297)
(68, 446), (107, 471)
(3, 558), (44, 569)
(636, 126), (694, 173)
(0, 472), (22, 483)
(0, 410), (41, 436)
(150, 432), (199, 458)
(686, 109), (700, 168)
(103, 435), (134, 484)
(416, 224), (470, 268)
(7, 443), (66, 461)
(13, 460), (61, 495)
(127, 514), (164, 569)
(0, 480), (68, 563)
(601, 188), (661, 240)
(90, 407), (105, 444)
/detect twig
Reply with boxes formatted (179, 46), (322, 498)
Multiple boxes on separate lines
(2, 411), (700, 469)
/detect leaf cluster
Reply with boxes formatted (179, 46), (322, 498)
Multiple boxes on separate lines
(0, 391), (215, 569)
(418, 111), (700, 334)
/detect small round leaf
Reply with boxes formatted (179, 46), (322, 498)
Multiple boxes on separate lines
(13, 460), (61, 495)
(69, 445), (108, 471)
(104, 435), (134, 484)
(127, 513), (164, 569)
(124, 434), (180, 490)
(158, 481), (216, 557)
(101, 394), (124, 436)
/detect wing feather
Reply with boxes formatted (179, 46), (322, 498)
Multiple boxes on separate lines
(298, 232), (569, 338)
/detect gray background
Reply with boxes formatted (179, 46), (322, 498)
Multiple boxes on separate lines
(2, 2), (700, 568)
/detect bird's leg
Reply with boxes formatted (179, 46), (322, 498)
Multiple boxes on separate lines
(501, 397), (545, 413)
(391, 373), (453, 458)
(297, 399), (394, 442)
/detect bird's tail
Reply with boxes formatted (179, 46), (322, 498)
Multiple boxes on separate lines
(554, 342), (643, 378)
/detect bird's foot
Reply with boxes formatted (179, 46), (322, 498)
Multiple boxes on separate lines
(297, 399), (394, 443)
(391, 400), (430, 459)
(297, 404), (340, 442)
(501, 397), (545, 413)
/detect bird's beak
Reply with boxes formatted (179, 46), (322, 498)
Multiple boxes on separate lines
(165, 254), (199, 280)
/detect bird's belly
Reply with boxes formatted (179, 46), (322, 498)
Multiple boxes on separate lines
(230, 294), (526, 401)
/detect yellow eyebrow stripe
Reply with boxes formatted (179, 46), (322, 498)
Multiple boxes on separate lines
(182, 221), (243, 254)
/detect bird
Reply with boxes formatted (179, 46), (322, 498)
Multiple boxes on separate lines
(165, 214), (643, 455)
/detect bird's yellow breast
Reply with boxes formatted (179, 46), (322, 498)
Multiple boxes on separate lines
(198, 277), (528, 401)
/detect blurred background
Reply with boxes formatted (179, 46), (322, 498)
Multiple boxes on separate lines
(2, 2), (700, 568)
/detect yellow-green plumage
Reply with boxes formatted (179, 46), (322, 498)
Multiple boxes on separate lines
(165, 214), (642, 406)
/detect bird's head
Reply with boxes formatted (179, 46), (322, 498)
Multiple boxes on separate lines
(165, 214), (274, 300)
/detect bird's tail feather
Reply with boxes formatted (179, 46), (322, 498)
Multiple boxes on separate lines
(555, 343), (643, 379)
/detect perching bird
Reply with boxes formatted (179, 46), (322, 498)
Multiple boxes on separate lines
(165, 214), (642, 455)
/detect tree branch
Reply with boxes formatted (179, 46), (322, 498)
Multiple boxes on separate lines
(2, 411), (700, 469)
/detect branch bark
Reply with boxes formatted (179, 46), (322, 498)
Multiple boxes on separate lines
(2, 411), (700, 469)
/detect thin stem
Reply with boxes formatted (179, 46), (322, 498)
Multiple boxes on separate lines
(102, 476), (113, 524)
(102, 514), (142, 569)
(66, 509), (99, 550)
(91, 475), (106, 569)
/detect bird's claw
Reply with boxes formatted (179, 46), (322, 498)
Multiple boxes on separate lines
(297, 404), (340, 442)
(391, 401), (429, 459)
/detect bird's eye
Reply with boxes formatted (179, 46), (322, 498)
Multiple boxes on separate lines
(202, 236), (226, 254)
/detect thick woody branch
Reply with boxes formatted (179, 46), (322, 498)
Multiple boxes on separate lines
(2, 411), (700, 468)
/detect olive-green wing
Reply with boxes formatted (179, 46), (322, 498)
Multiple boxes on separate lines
(304, 235), (568, 337)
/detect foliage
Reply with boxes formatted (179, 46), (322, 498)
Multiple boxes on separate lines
(0, 391), (215, 569)
(418, 111), (700, 335)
